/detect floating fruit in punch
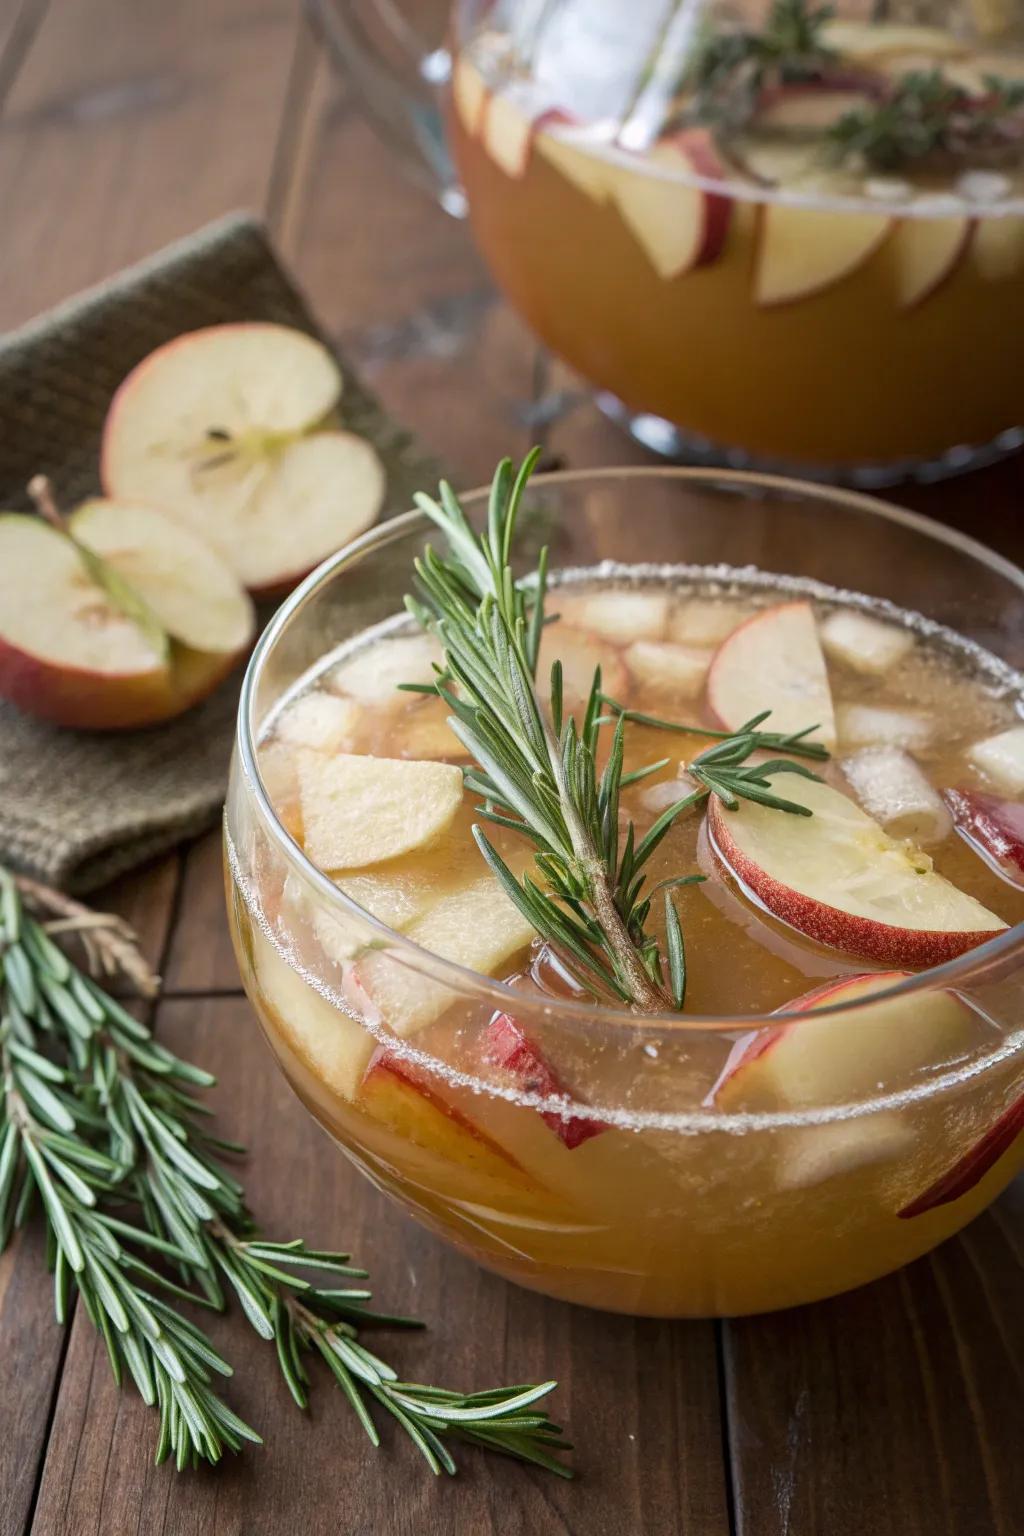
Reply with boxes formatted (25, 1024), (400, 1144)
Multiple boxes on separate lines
(101, 323), (384, 598)
(0, 480), (254, 730)
(944, 788), (1024, 888)
(297, 753), (464, 871)
(842, 747), (952, 846)
(709, 774), (1006, 966)
(706, 601), (836, 747)
(898, 1088), (1024, 1218)
(482, 1013), (608, 1150)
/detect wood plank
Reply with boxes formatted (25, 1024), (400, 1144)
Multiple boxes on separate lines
(0, 0), (48, 115)
(161, 832), (239, 995)
(32, 993), (731, 1535)
(0, 0), (301, 330)
(0, 1226), (66, 1536)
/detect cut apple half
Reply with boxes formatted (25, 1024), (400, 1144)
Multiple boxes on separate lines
(71, 497), (254, 658)
(944, 787), (1024, 889)
(898, 1086), (1024, 1218)
(298, 752), (463, 872)
(887, 215), (972, 307)
(755, 203), (892, 306)
(482, 1013), (608, 1150)
(612, 130), (733, 280)
(709, 773), (1007, 966)
(706, 601), (836, 748)
(101, 322), (384, 597)
(711, 970), (976, 1110)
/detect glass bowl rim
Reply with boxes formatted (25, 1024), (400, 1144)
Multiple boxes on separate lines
(234, 463), (1024, 1041)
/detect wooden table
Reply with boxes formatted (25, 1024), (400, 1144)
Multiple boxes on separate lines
(2, 3), (1023, 1532)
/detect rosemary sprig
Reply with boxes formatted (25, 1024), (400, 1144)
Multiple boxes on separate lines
(0, 869), (570, 1476)
(827, 68), (1024, 172)
(406, 453), (827, 1014)
(688, 0), (838, 131)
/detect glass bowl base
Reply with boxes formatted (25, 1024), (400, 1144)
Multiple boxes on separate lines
(596, 393), (1024, 489)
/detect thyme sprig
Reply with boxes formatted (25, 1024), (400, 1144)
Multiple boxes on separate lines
(0, 869), (570, 1476)
(406, 453), (827, 1014)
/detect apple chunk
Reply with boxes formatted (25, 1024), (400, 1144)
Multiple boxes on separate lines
(298, 753), (463, 871)
(755, 204), (891, 306)
(709, 773), (1006, 966)
(712, 971), (975, 1109)
(101, 322), (384, 597)
(706, 601), (836, 748)
(944, 787), (1024, 889)
(819, 610), (913, 676)
(968, 727), (1024, 795)
(898, 1088), (1024, 1218)
(251, 928), (374, 1101)
(482, 1013), (608, 1150)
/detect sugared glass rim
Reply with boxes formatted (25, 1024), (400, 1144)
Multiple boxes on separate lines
(235, 465), (1024, 1040)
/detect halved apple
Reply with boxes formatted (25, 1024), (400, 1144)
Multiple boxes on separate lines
(898, 1087), (1024, 1217)
(298, 752), (463, 871)
(711, 970), (975, 1109)
(709, 773), (1006, 966)
(482, 1012), (608, 1150)
(755, 203), (892, 306)
(101, 323), (384, 597)
(0, 494), (253, 730)
(944, 787), (1024, 888)
(612, 130), (733, 280)
(706, 600), (836, 748)
(358, 1049), (538, 1190)
(887, 214), (972, 307)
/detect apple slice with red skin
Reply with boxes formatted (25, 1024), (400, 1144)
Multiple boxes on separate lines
(359, 1047), (538, 1189)
(706, 600), (836, 748)
(710, 970), (975, 1110)
(887, 214), (973, 308)
(709, 773), (1006, 967)
(612, 129), (733, 280)
(944, 787), (1024, 889)
(483, 1013), (608, 1150)
(898, 1087), (1024, 1218)
(755, 203), (892, 306)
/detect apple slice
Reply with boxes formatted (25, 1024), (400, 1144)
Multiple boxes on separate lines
(973, 215), (1024, 283)
(624, 640), (711, 700)
(819, 610), (914, 675)
(822, 21), (968, 61)
(70, 497), (254, 660)
(898, 1088), (1024, 1218)
(482, 1013), (608, 1150)
(709, 773), (1006, 966)
(777, 1113), (915, 1190)
(706, 601), (836, 748)
(358, 1049), (538, 1190)
(836, 702), (934, 753)
(354, 861), (536, 1037)
(536, 119), (616, 204)
(888, 215), (972, 307)
(274, 691), (362, 754)
(670, 598), (755, 645)
(612, 130), (732, 280)
(944, 787), (1024, 888)
(298, 753), (463, 871)
(329, 631), (443, 705)
(712, 971), (975, 1109)
(251, 928), (375, 1101)
(968, 726), (1024, 795)
(842, 747), (952, 846)
(101, 322), (385, 597)
(755, 204), (892, 306)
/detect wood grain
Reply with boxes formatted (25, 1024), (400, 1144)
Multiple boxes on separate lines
(30, 996), (731, 1536)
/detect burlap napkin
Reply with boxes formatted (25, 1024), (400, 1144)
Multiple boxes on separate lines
(0, 212), (442, 892)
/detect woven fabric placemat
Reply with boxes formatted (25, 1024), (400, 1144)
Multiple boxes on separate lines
(0, 212), (442, 893)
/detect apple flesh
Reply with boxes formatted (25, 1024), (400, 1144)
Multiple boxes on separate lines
(898, 1088), (1024, 1218)
(711, 970), (975, 1109)
(559, 589), (668, 643)
(887, 214), (972, 308)
(706, 600), (836, 748)
(944, 787), (1024, 889)
(251, 928), (375, 1101)
(755, 203), (892, 306)
(836, 702), (934, 753)
(297, 752), (464, 871)
(483, 1013), (608, 1150)
(967, 727), (1024, 795)
(709, 773), (1006, 967)
(973, 215), (1024, 283)
(611, 129), (733, 280)
(625, 640), (712, 700)
(101, 322), (385, 598)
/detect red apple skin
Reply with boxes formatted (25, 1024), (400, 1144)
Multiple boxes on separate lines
(708, 796), (1005, 968)
(706, 971), (910, 1106)
(0, 633), (242, 731)
(483, 1012), (608, 1150)
(361, 1047), (528, 1172)
(664, 127), (733, 267)
(898, 1089), (1024, 1218)
(944, 787), (1024, 887)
